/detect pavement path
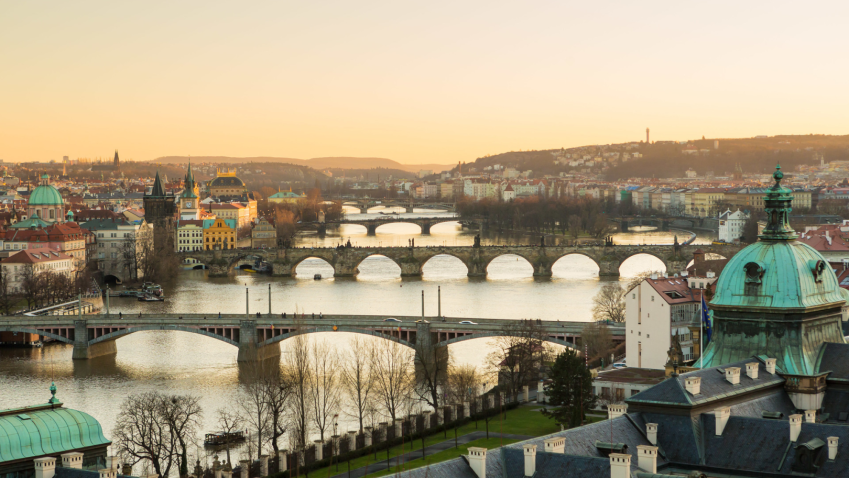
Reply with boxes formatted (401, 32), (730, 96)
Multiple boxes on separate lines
(328, 431), (531, 478)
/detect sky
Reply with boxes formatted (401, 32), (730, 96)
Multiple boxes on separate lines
(2, 1), (849, 164)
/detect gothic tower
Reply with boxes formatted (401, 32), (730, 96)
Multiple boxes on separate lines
(144, 170), (176, 252)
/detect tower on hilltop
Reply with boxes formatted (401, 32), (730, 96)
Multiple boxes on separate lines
(646, 127), (650, 144)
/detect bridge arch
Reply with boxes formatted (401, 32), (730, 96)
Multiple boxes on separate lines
(551, 253), (601, 278)
(420, 253), (470, 276)
(439, 332), (577, 350)
(223, 253), (274, 274)
(0, 327), (74, 345)
(88, 326), (239, 347)
(292, 255), (336, 277)
(352, 253), (405, 277)
(619, 252), (668, 275)
(483, 252), (536, 277)
(373, 222), (424, 235)
(259, 327), (414, 348)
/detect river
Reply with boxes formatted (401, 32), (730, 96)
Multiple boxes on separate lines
(0, 208), (716, 466)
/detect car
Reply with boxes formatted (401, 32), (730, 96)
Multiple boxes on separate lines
(612, 362), (627, 369)
(459, 320), (478, 325)
(384, 318), (401, 322)
(415, 319), (430, 323)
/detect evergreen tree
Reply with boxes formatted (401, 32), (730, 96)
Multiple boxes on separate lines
(541, 349), (596, 429)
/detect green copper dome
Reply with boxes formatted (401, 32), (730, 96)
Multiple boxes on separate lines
(29, 175), (63, 206)
(702, 165), (847, 374)
(710, 240), (847, 312)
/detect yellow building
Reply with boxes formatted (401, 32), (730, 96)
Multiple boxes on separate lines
(203, 218), (236, 250)
(268, 189), (306, 204)
(688, 188), (726, 217)
(208, 168), (247, 198)
(251, 218), (277, 249)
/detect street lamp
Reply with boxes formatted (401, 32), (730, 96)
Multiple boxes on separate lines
(333, 413), (339, 471)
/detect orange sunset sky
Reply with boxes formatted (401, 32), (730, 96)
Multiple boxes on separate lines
(2, 1), (849, 164)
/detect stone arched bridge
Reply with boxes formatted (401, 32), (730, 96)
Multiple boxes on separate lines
(0, 314), (624, 362)
(317, 216), (484, 235)
(179, 243), (744, 278)
(326, 198), (456, 214)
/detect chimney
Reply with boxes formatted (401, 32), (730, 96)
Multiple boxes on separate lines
(637, 445), (658, 473)
(61, 452), (84, 469)
(646, 423), (658, 446)
(693, 250), (705, 264)
(467, 447), (486, 478)
(608, 403), (628, 420)
(609, 454), (631, 478)
(789, 414), (802, 442)
(523, 444), (537, 477)
(98, 469), (117, 478)
(34, 457), (56, 478)
(829, 437), (838, 461)
(681, 270), (688, 277)
(765, 358), (777, 375)
(745, 363), (759, 380)
(805, 410), (816, 423)
(714, 407), (731, 436)
(650, 272), (657, 280)
(105, 457), (119, 470)
(725, 367), (741, 385)
(684, 376), (701, 395)
(706, 271), (715, 279)
(544, 437), (565, 454)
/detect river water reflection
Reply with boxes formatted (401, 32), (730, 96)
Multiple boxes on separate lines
(0, 209), (716, 464)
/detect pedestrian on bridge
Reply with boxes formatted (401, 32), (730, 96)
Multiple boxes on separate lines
(283, 312), (286, 318)
(218, 312), (221, 318)
(119, 312), (122, 320)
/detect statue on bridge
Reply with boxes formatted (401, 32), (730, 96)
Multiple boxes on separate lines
(473, 234), (481, 248)
(540, 236), (545, 247)
(604, 235), (614, 247)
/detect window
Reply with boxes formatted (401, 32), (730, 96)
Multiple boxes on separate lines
(651, 296), (654, 301)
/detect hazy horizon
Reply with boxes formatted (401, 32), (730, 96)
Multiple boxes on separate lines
(3, 1), (849, 164)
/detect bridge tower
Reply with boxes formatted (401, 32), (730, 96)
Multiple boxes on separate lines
(143, 171), (177, 253)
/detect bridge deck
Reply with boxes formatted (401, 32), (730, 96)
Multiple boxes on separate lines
(0, 314), (625, 336)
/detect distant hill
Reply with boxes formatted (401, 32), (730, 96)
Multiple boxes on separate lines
(151, 156), (452, 174)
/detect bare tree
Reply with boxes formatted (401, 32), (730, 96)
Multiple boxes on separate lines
(340, 336), (375, 433)
(283, 328), (312, 451)
(581, 322), (613, 365)
(159, 394), (203, 477)
(370, 338), (414, 422)
(239, 362), (272, 460)
(568, 214), (582, 241)
(591, 282), (626, 323)
(263, 368), (293, 456)
(112, 392), (202, 478)
(0, 266), (17, 314)
(19, 264), (41, 309)
(446, 364), (481, 406)
(308, 340), (341, 441)
(215, 408), (243, 466)
(413, 338), (450, 411)
(485, 321), (553, 402)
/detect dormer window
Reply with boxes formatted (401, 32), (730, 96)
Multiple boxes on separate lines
(744, 262), (765, 284)
(809, 259), (826, 283)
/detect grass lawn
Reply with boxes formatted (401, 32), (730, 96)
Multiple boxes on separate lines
(363, 437), (519, 478)
(306, 406), (561, 478)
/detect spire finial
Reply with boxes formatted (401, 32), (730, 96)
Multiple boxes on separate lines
(48, 381), (59, 404)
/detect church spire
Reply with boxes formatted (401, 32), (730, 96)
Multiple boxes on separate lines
(759, 164), (797, 241)
(151, 170), (165, 197)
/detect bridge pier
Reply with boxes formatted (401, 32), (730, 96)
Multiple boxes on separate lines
(406, 206), (415, 213)
(619, 220), (629, 233)
(399, 260), (423, 277)
(238, 320), (281, 362)
(359, 207), (369, 214)
(272, 263), (294, 276)
(420, 223), (432, 235)
(72, 320), (117, 360)
(367, 224), (378, 236)
(665, 260), (687, 275)
(208, 263), (231, 277)
(598, 261), (621, 278)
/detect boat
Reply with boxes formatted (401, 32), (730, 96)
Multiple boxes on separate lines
(314, 274), (322, 280)
(204, 431), (246, 447)
(244, 269), (257, 273)
(138, 294), (165, 302)
(142, 282), (163, 297)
